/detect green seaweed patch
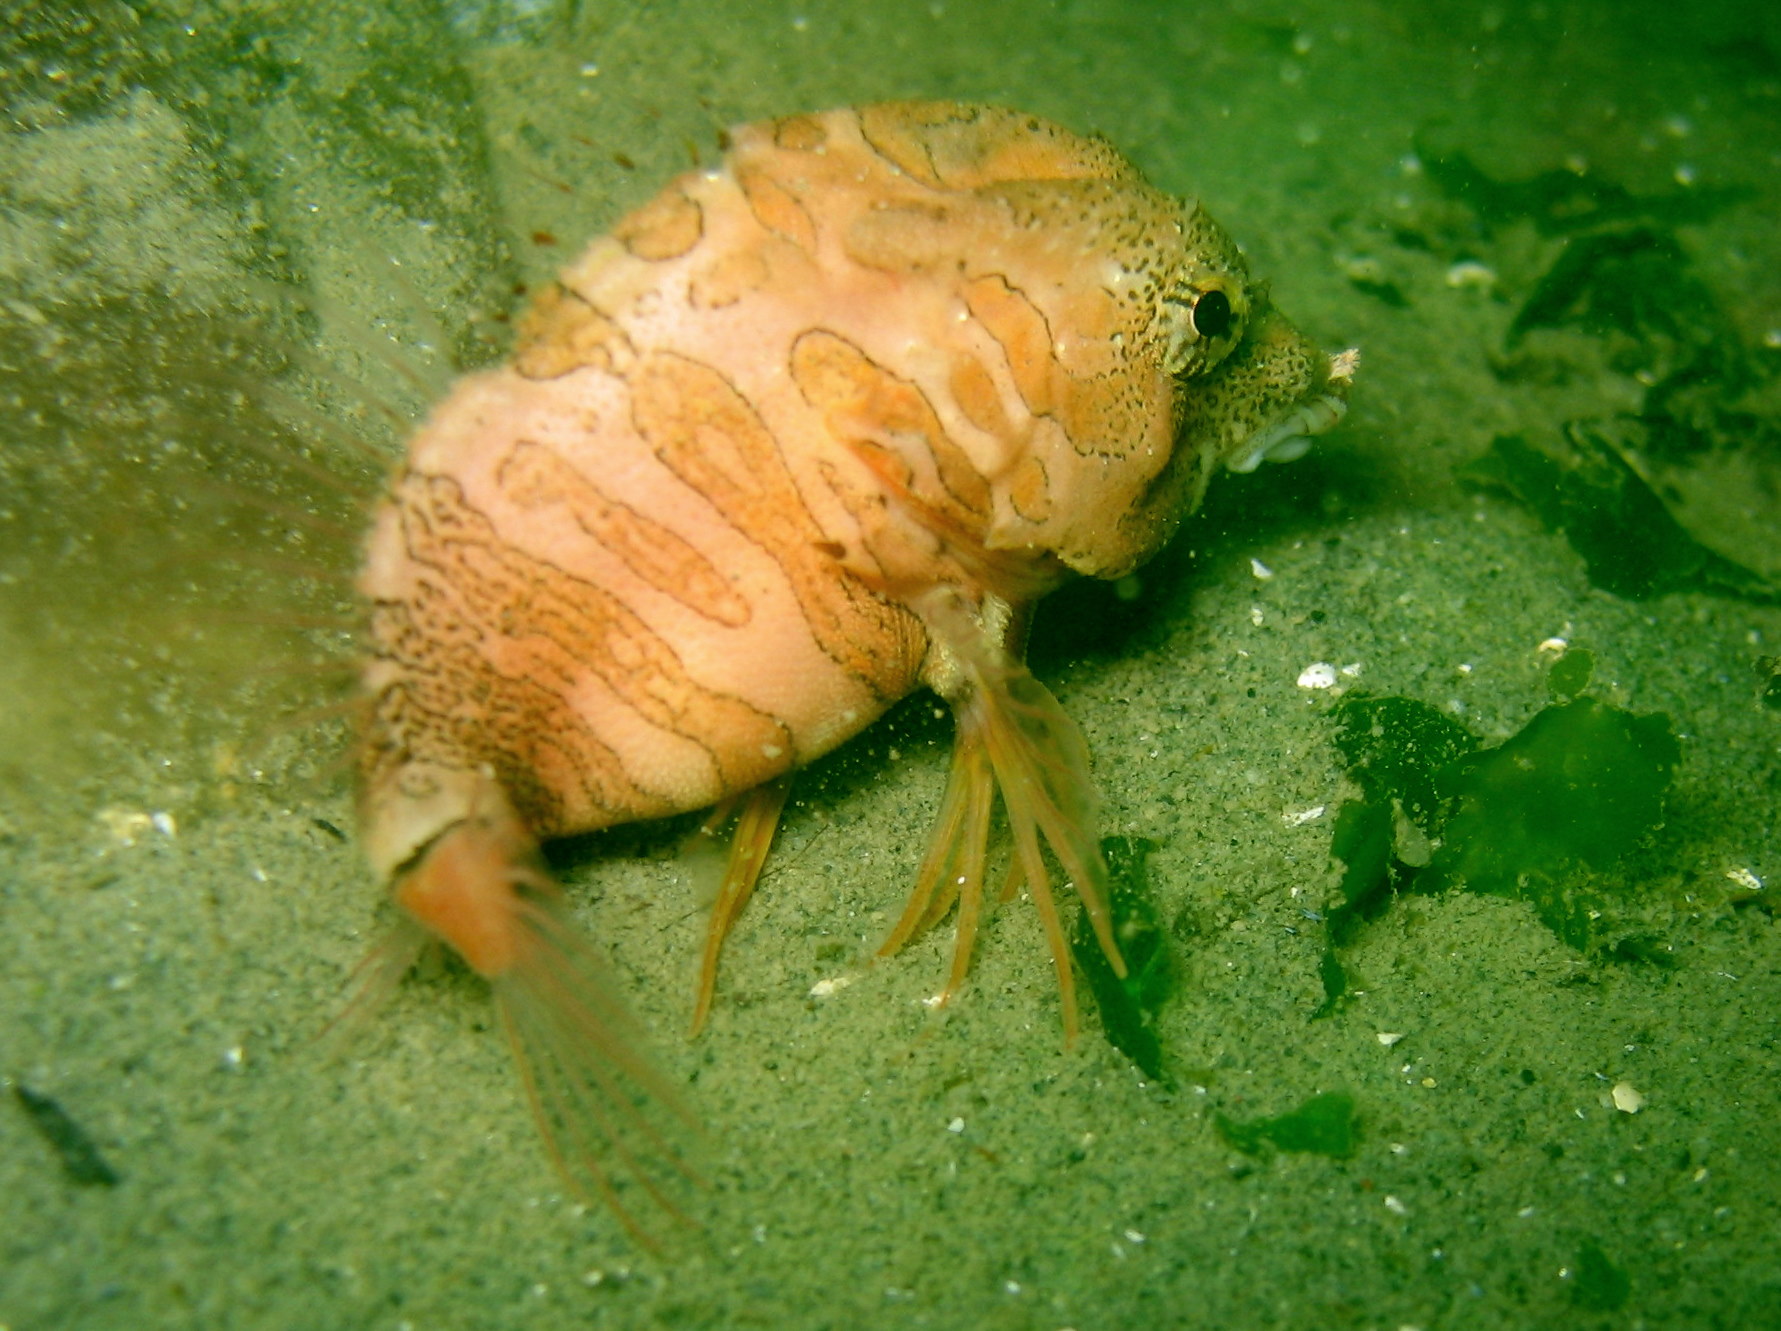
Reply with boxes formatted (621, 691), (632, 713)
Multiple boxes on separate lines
(1333, 694), (1479, 833)
(1759, 656), (1781, 713)
(1547, 646), (1596, 701)
(13, 1083), (120, 1187)
(1415, 138), (1746, 236)
(1419, 694), (1681, 950)
(1072, 836), (1177, 1084)
(1505, 226), (1707, 343)
(1505, 225), (1738, 381)
(1568, 1240), (1632, 1312)
(1215, 1091), (1357, 1159)
(1321, 695), (1478, 982)
(1464, 428), (1781, 605)
(1318, 654), (1681, 1008)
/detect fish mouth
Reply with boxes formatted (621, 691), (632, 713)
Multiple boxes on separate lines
(1225, 346), (1360, 474)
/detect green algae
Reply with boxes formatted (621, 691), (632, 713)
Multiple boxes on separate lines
(1070, 835), (1177, 1084)
(1415, 138), (1747, 237)
(1214, 1090), (1357, 1159)
(1570, 1239), (1633, 1312)
(1319, 651), (1682, 1009)
(1465, 429), (1781, 606)
(1505, 224), (1733, 365)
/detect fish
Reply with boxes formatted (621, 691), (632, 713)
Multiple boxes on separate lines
(345, 99), (1355, 1236)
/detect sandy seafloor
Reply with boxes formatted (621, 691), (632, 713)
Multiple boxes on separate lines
(3, 1), (1779, 1327)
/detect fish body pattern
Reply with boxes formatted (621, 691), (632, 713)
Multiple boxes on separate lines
(350, 101), (1354, 1235)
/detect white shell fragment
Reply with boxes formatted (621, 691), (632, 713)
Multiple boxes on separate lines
(1445, 259), (1498, 289)
(1297, 661), (1339, 689)
(1610, 1081), (1645, 1114)
(1725, 867), (1764, 892)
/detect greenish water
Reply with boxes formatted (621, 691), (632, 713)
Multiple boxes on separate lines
(3, 2), (1779, 1327)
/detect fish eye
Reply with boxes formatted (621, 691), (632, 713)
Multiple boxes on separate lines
(1190, 288), (1232, 340)
(1159, 280), (1243, 377)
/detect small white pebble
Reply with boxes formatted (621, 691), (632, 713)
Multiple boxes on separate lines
(1250, 557), (1274, 579)
(808, 974), (854, 998)
(1445, 260), (1497, 289)
(1377, 1032), (1406, 1046)
(1536, 636), (1569, 654)
(1283, 805), (1326, 827)
(1725, 867), (1764, 892)
(1297, 661), (1338, 689)
(947, 1117), (965, 1134)
(1384, 1195), (1409, 1216)
(1611, 1081), (1645, 1113)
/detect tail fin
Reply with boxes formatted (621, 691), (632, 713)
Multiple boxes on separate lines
(495, 881), (703, 1249)
(349, 778), (701, 1248)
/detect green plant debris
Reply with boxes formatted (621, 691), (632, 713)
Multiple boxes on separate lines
(1760, 656), (1781, 713)
(1322, 694), (1478, 971)
(1317, 655), (1682, 1005)
(1416, 139), (1746, 236)
(1333, 694), (1479, 832)
(1215, 1091), (1357, 1158)
(1639, 348), (1780, 464)
(13, 1082), (120, 1187)
(1072, 836), (1176, 1084)
(1325, 797), (1395, 939)
(1506, 225), (1730, 361)
(1569, 1240), (1632, 1312)
(1419, 693), (1681, 949)
(1424, 696), (1680, 890)
(1464, 428), (1781, 605)
(1547, 647), (1595, 701)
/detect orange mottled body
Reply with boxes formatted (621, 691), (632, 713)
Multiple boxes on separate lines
(350, 101), (1354, 1236)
